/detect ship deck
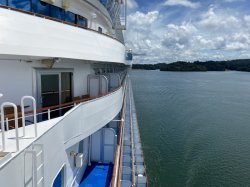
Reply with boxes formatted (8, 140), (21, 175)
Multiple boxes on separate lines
(0, 117), (62, 163)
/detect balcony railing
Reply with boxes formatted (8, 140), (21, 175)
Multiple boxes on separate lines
(0, 2), (124, 43)
(0, 72), (127, 153)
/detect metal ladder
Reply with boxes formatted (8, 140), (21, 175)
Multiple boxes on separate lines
(24, 144), (44, 187)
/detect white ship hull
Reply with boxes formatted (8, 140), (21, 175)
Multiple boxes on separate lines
(0, 0), (147, 186)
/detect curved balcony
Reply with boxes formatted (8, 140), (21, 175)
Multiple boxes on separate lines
(0, 6), (126, 63)
(0, 83), (125, 187)
(0, 84), (125, 153)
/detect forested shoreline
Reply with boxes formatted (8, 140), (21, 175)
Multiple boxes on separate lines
(132, 59), (250, 72)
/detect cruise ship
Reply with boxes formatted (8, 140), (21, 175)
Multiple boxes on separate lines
(0, 0), (147, 186)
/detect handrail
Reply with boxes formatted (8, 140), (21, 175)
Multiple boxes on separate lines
(111, 80), (127, 187)
(0, 73), (127, 154)
(112, 144), (120, 187)
(1, 102), (19, 151)
(0, 5), (123, 44)
(129, 82), (136, 186)
(21, 96), (37, 137)
(130, 82), (149, 186)
(3, 82), (123, 121)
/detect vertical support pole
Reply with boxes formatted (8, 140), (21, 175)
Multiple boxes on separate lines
(1, 107), (6, 151)
(33, 101), (37, 138)
(13, 105), (19, 151)
(21, 96), (38, 138)
(21, 98), (26, 137)
(5, 118), (9, 131)
(88, 135), (92, 166)
(48, 109), (51, 120)
(1, 102), (19, 151)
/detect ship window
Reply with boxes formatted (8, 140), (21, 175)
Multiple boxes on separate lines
(38, 71), (73, 119)
(32, 0), (50, 16)
(8, 0), (31, 11)
(50, 5), (65, 20)
(65, 11), (76, 24)
(61, 72), (72, 104)
(98, 27), (103, 33)
(0, 0), (7, 5)
(77, 15), (88, 28)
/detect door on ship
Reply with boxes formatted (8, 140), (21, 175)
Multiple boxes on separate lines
(90, 128), (117, 163)
(38, 71), (73, 120)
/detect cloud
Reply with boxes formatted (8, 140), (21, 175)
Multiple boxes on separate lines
(127, 0), (138, 10)
(125, 11), (165, 63)
(162, 22), (197, 50)
(199, 7), (240, 31)
(164, 0), (200, 9)
(125, 2), (250, 63)
(128, 11), (159, 26)
(224, 0), (245, 2)
(226, 42), (248, 51)
(244, 15), (250, 26)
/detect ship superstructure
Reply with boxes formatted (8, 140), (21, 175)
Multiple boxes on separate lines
(0, 0), (147, 186)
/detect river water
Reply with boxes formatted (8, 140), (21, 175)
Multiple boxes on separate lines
(130, 70), (250, 187)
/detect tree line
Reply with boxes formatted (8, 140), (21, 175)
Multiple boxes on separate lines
(132, 59), (250, 72)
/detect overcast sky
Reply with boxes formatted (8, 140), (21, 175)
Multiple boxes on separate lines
(124, 0), (250, 64)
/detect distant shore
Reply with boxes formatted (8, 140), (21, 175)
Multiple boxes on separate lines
(132, 59), (250, 72)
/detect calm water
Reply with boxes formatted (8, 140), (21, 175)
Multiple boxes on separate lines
(130, 70), (250, 187)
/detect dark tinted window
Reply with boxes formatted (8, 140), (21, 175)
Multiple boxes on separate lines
(0, 0), (7, 5)
(65, 11), (76, 24)
(32, 0), (50, 16)
(8, 0), (31, 11)
(77, 15), (87, 28)
(50, 5), (65, 20)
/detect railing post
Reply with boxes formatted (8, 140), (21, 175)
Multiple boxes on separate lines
(21, 99), (26, 137)
(0, 106), (6, 151)
(48, 109), (51, 120)
(5, 118), (9, 131)
(21, 96), (37, 137)
(1, 102), (19, 152)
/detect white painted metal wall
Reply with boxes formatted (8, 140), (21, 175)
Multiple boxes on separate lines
(0, 59), (94, 106)
(0, 85), (124, 187)
(0, 8), (126, 63)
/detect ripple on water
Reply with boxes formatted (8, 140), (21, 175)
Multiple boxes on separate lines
(131, 70), (250, 186)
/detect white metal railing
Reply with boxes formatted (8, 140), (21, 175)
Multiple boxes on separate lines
(21, 96), (37, 137)
(1, 102), (19, 152)
(0, 98), (75, 153)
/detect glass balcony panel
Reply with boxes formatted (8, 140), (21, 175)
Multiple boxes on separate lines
(8, 0), (31, 11)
